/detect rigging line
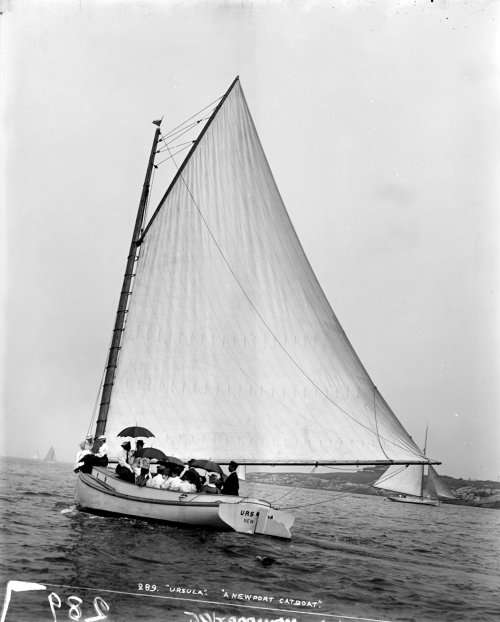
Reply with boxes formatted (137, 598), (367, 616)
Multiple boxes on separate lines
(152, 145), (356, 442)
(322, 465), (362, 472)
(161, 120), (199, 143)
(159, 139), (196, 152)
(160, 97), (223, 140)
(159, 122), (203, 148)
(165, 154), (424, 458)
(270, 466), (318, 504)
(159, 115), (214, 148)
(141, 78), (240, 241)
(154, 90), (424, 459)
(373, 386), (390, 460)
(156, 144), (193, 167)
(279, 466), (408, 510)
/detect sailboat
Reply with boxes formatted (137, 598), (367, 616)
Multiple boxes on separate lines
(43, 447), (57, 463)
(33, 451), (40, 460)
(373, 428), (453, 505)
(75, 77), (439, 538)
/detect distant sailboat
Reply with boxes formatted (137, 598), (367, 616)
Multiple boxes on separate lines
(43, 447), (57, 463)
(75, 77), (440, 538)
(373, 428), (454, 506)
(33, 451), (40, 460)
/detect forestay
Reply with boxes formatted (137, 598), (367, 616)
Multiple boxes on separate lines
(103, 80), (429, 465)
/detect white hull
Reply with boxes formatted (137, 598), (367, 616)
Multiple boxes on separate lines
(75, 468), (294, 538)
(386, 495), (440, 506)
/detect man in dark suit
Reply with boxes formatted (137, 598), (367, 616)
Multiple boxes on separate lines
(220, 461), (239, 496)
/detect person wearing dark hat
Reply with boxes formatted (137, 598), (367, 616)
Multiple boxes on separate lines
(116, 441), (135, 482)
(219, 461), (239, 496)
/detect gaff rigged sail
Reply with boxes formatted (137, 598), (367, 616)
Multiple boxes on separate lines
(102, 79), (431, 466)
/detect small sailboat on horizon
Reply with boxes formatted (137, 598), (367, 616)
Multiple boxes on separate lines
(373, 427), (454, 506)
(43, 447), (57, 463)
(75, 77), (440, 538)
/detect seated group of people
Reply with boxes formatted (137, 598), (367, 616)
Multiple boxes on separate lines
(74, 436), (240, 496)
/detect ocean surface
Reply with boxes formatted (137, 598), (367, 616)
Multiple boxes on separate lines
(0, 457), (499, 622)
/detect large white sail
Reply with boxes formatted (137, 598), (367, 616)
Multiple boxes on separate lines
(103, 80), (429, 465)
(373, 464), (424, 497)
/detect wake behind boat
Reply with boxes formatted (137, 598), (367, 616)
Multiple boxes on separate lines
(75, 77), (440, 538)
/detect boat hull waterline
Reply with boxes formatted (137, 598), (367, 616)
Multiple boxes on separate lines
(386, 495), (440, 506)
(75, 468), (294, 538)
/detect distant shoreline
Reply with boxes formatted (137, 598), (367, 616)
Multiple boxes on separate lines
(246, 470), (500, 509)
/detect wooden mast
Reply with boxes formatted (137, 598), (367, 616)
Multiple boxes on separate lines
(94, 124), (162, 440)
(421, 425), (429, 497)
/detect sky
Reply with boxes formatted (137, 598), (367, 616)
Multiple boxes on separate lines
(1, 0), (499, 480)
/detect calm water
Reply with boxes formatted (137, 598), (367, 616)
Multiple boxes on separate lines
(0, 457), (499, 622)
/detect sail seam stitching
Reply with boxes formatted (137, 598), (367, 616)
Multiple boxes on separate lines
(164, 139), (425, 459)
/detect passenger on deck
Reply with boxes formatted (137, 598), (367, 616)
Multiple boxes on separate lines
(73, 442), (90, 473)
(182, 459), (202, 491)
(115, 441), (135, 482)
(179, 470), (197, 493)
(129, 440), (145, 474)
(219, 461), (239, 496)
(135, 458), (151, 487)
(159, 467), (173, 490)
(201, 473), (221, 495)
(129, 439), (144, 465)
(77, 436), (109, 474)
(147, 465), (166, 488)
(84, 436), (94, 452)
(162, 466), (183, 491)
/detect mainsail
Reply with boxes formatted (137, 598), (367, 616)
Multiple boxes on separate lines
(43, 447), (56, 462)
(426, 466), (455, 499)
(373, 464), (454, 499)
(101, 79), (433, 466)
(373, 464), (424, 497)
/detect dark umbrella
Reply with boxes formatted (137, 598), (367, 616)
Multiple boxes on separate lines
(189, 459), (224, 476)
(164, 455), (184, 467)
(133, 447), (167, 461)
(117, 426), (155, 438)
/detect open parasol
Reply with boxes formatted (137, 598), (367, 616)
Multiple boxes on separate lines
(133, 447), (167, 461)
(117, 426), (155, 438)
(189, 459), (224, 476)
(163, 456), (184, 467)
